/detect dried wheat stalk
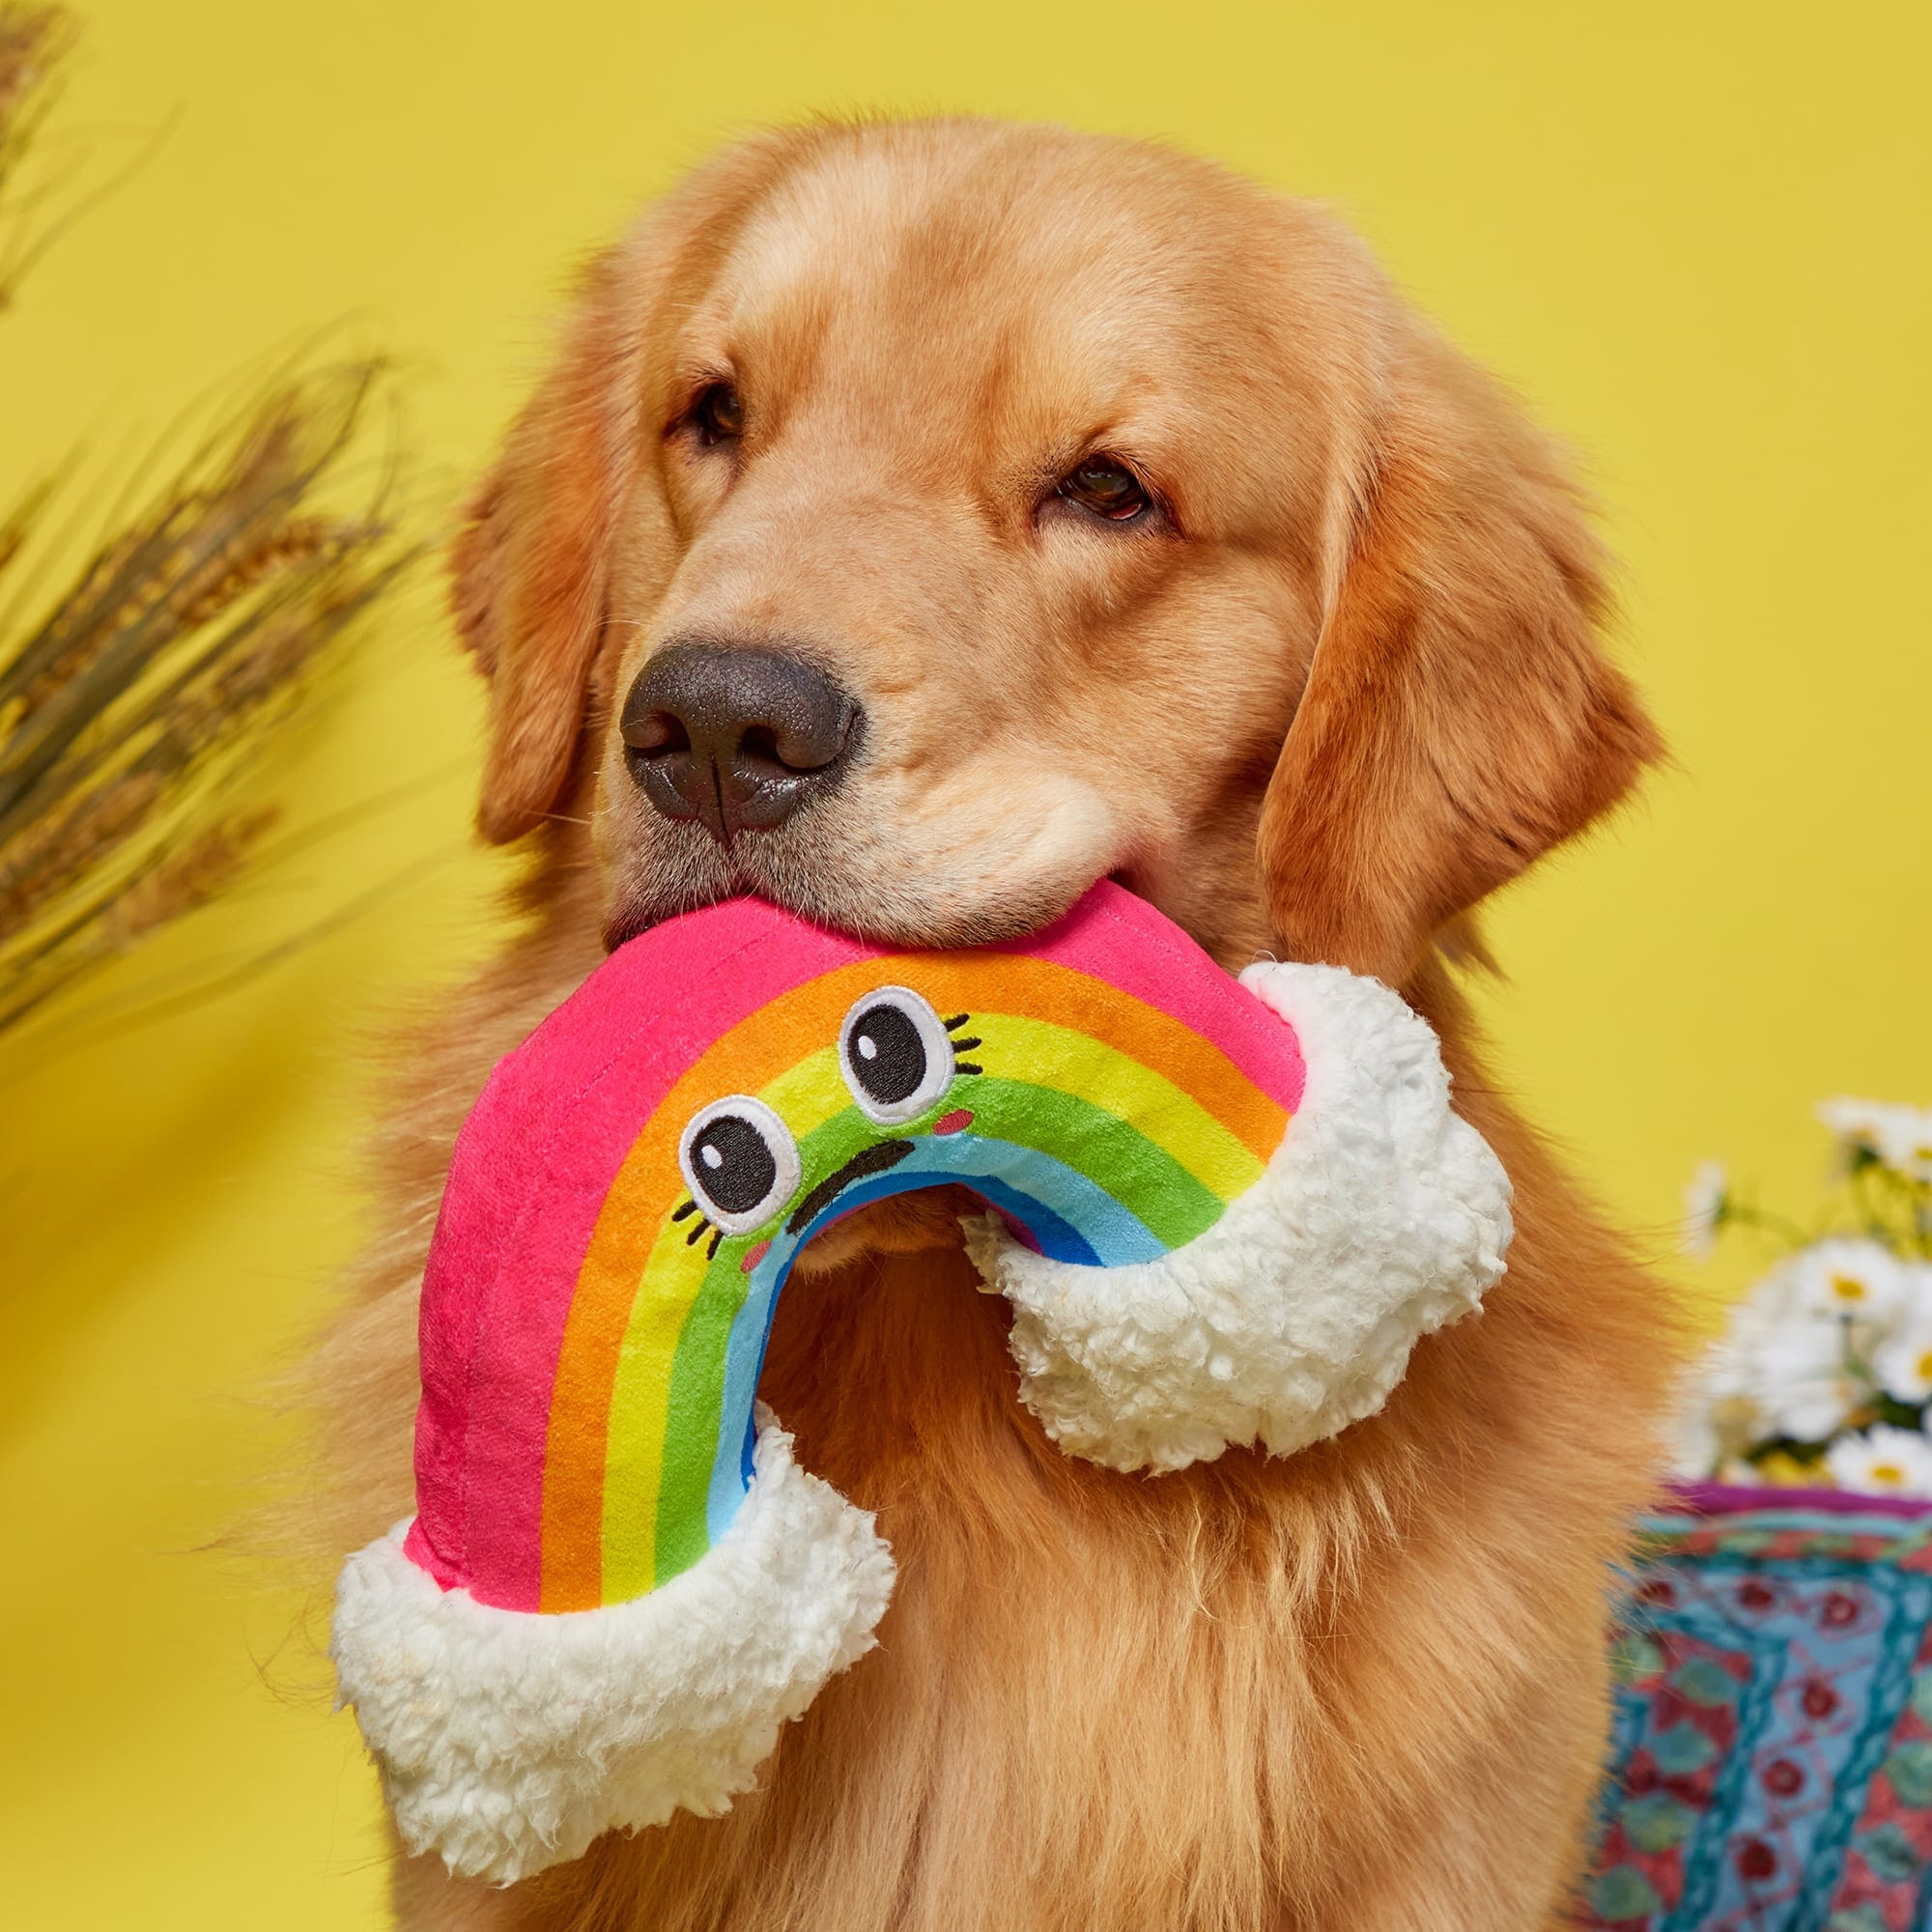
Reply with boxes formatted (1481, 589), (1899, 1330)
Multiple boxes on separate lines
(1, 5), (76, 308)
(0, 5), (414, 1036)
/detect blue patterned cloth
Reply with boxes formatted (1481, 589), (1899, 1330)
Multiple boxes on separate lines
(1583, 1490), (1932, 1929)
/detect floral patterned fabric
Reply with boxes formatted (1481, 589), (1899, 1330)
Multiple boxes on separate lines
(1585, 1489), (1932, 1929)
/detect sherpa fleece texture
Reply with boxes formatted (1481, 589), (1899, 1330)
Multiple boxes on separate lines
(329, 1415), (894, 1885)
(963, 961), (1513, 1472)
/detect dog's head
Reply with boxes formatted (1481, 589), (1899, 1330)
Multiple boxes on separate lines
(453, 116), (1655, 987)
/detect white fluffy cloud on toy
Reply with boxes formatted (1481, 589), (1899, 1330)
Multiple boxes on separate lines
(967, 961), (1513, 1473)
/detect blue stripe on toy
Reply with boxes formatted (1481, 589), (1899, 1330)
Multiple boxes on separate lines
(701, 1132), (1166, 1542)
(957, 1173), (1096, 1264)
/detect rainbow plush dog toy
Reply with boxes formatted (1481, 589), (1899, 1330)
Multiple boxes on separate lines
(332, 883), (1512, 1882)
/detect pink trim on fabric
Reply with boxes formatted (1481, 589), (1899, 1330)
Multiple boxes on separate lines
(1666, 1479), (1932, 1520)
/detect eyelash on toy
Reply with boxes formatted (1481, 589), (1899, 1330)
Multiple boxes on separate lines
(671, 1018), (986, 1259)
(944, 1010), (983, 1077)
(676, 1198), (726, 1260)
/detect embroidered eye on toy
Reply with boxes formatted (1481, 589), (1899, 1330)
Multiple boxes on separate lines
(331, 882), (1513, 1884)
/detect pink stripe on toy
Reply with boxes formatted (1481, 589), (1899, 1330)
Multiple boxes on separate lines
(412, 904), (872, 1603)
(995, 887), (1304, 1112)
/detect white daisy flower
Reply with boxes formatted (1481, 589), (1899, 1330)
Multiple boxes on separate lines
(1825, 1424), (1932, 1498)
(1730, 1260), (1810, 1338)
(1820, 1095), (1895, 1160)
(1787, 1237), (1906, 1323)
(1701, 1306), (1769, 1400)
(1873, 1328), (1932, 1406)
(1681, 1161), (1729, 1259)
(1668, 1382), (1765, 1478)
(1819, 1097), (1932, 1184)
(1693, 1269), (1802, 1401)
(1879, 1108), (1932, 1186)
(1905, 1262), (1932, 1316)
(1871, 1269), (1932, 1403)
(1665, 1396), (1721, 1480)
(1750, 1314), (1860, 1441)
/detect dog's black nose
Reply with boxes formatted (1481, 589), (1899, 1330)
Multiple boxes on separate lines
(621, 642), (862, 841)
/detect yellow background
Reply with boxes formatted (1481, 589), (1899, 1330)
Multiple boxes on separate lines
(3, 1), (1927, 1922)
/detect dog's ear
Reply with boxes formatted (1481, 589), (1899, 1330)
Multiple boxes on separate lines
(449, 242), (647, 845)
(1257, 322), (1659, 984)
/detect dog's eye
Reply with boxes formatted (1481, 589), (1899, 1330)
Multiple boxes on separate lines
(1058, 455), (1150, 522)
(838, 986), (955, 1123)
(691, 382), (744, 445)
(678, 1095), (800, 1233)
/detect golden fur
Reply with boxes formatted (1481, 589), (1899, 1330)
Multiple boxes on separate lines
(310, 117), (1680, 1930)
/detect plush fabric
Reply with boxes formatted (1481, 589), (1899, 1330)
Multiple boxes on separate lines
(396, 881), (1313, 1618)
(333, 883), (1516, 1883)
(965, 960), (1512, 1472)
(331, 1415), (893, 1886)
(1587, 1488), (1932, 1930)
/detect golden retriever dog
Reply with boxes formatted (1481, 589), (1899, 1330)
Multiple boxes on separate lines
(313, 115), (1677, 1931)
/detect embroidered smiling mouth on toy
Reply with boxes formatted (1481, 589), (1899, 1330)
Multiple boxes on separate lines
(331, 883), (1515, 1885)
(601, 954), (1338, 1607)
(670, 1002), (986, 1260)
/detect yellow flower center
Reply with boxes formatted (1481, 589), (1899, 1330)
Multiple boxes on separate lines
(1872, 1462), (1907, 1486)
(1917, 1350), (1932, 1383)
(1915, 1144), (1932, 1164)
(1832, 1274), (1868, 1302)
